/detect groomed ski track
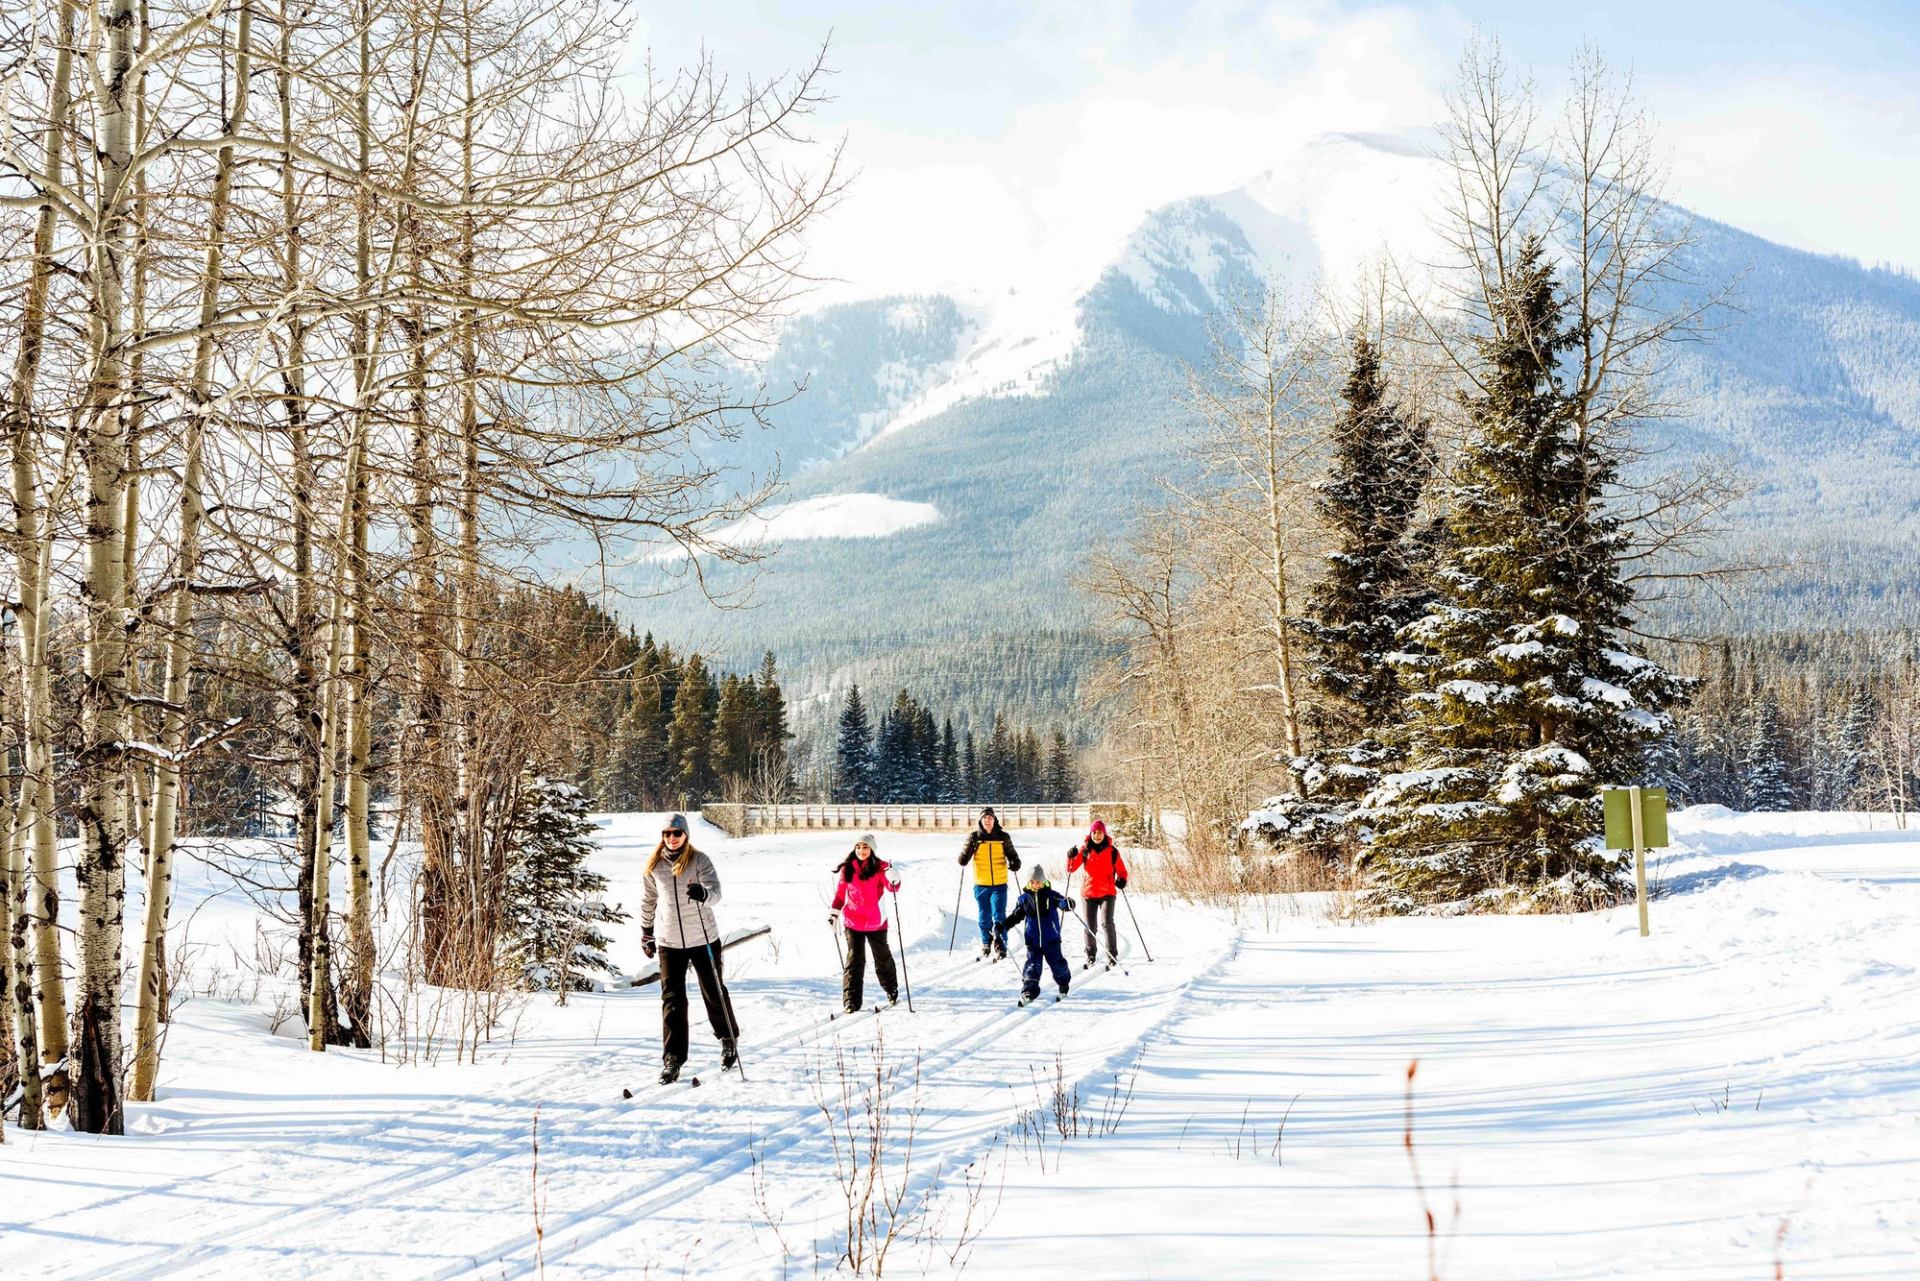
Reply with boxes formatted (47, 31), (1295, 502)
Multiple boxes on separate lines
(45, 824), (1231, 1280)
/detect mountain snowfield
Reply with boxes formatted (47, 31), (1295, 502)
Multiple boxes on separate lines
(4, 808), (1915, 1277)
(630, 131), (1920, 740)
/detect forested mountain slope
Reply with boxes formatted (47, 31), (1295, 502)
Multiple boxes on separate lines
(626, 133), (1920, 742)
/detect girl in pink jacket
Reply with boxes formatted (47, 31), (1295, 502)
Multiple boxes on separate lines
(830, 834), (902, 1012)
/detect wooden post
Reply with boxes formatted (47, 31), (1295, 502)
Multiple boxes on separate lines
(1629, 785), (1649, 938)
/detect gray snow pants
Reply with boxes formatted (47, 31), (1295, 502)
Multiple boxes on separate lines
(1082, 895), (1118, 963)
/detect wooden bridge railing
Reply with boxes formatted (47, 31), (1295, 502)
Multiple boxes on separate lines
(700, 802), (1137, 837)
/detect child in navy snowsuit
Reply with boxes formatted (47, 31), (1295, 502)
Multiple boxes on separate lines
(997, 865), (1075, 1002)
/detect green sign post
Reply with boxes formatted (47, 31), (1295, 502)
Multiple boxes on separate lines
(1603, 786), (1668, 937)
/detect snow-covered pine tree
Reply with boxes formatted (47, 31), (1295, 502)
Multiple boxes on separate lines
(834, 684), (874, 801)
(1248, 331), (1434, 857)
(1741, 697), (1795, 812)
(1356, 238), (1688, 913)
(1832, 686), (1875, 810)
(504, 776), (628, 994)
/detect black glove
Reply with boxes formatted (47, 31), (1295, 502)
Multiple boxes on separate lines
(958, 850), (972, 865)
(685, 883), (708, 903)
(642, 933), (656, 959)
(1006, 852), (1021, 872)
(1115, 876), (1128, 890)
(1063, 897), (1077, 911)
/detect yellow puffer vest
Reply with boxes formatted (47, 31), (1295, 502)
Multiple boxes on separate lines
(970, 837), (1010, 887)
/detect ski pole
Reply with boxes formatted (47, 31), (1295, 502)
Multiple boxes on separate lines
(1119, 886), (1153, 963)
(947, 865), (966, 953)
(890, 887), (914, 1012)
(685, 869), (748, 1081)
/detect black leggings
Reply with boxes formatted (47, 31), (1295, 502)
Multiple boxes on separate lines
(842, 926), (899, 1011)
(660, 944), (739, 1064)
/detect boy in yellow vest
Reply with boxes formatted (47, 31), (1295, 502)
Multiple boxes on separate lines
(957, 806), (1021, 959)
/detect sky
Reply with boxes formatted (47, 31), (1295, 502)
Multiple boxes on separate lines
(624, 1), (1920, 305)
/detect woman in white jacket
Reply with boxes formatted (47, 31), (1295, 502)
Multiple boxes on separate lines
(640, 814), (739, 1083)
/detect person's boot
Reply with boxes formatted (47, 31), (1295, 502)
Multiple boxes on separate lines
(659, 1058), (684, 1085)
(720, 1039), (739, 1071)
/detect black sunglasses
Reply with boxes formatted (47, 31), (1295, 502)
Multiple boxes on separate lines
(661, 829), (686, 839)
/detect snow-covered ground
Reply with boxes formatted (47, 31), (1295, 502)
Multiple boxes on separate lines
(4, 808), (1917, 1278)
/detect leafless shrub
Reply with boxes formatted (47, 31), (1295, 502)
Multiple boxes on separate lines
(811, 1025), (925, 1276)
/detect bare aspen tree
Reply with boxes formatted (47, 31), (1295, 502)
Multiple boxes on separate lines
(66, 0), (149, 1136)
(1180, 286), (1335, 772)
(131, 0), (256, 1103)
(1419, 37), (1733, 591)
(3, 0), (77, 1119)
(2, 650), (42, 1128)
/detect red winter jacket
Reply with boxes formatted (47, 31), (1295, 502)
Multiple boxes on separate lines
(1067, 838), (1128, 898)
(831, 857), (901, 932)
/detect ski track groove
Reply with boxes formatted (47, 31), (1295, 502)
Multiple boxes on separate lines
(70, 945), (992, 1281)
(490, 899), (1242, 1278)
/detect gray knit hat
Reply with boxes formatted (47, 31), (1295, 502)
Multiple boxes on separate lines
(856, 833), (878, 850)
(665, 813), (689, 834)
(1026, 864), (1049, 887)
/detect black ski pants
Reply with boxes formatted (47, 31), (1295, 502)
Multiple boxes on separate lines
(1082, 895), (1118, 963)
(660, 944), (739, 1066)
(842, 926), (899, 1011)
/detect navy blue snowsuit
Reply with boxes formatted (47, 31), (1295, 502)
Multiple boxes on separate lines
(999, 886), (1074, 999)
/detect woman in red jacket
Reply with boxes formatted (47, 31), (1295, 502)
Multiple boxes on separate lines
(1066, 820), (1129, 969)
(830, 834), (902, 1012)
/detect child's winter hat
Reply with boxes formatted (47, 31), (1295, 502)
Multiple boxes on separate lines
(1089, 819), (1107, 836)
(1026, 864), (1049, 887)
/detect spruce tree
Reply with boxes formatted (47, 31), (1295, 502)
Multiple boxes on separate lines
(1248, 332), (1433, 857)
(712, 674), (754, 785)
(667, 654), (716, 803)
(1742, 697), (1795, 812)
(504, 775), (628, 994)
(1357, 238), (1688, 912)
(984, 713), (1012, 799)
(914, 704), (941, 801)
(940, 720), (961, 802)
(1302, 334), (1433, 784)
(961, 729), (979, 801)
(1833, 686), (1875, 810)
(835, 684), (874, 801)
(640, 637), (677, 805)
(751, 651), (792, 795)
(1045, 729), (1075, 802)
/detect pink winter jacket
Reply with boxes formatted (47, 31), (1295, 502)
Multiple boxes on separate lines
(831, 858), (902, 932)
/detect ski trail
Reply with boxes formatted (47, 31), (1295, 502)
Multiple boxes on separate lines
(59, 945), (996, 1281)
(479, 897), (1240, 1278)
